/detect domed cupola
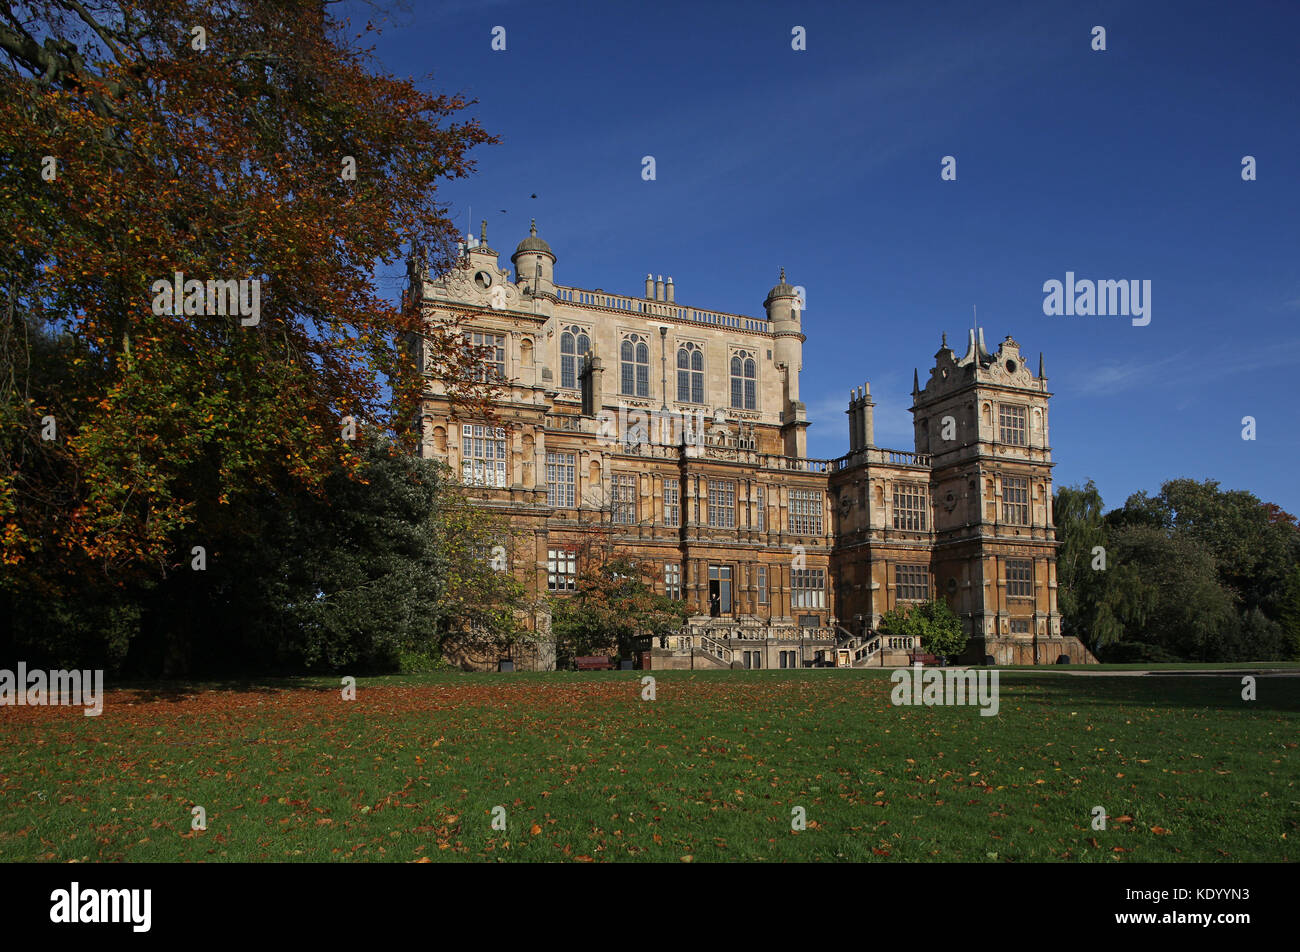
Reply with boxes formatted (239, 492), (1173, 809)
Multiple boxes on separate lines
(764, 267), (797, 308)
(512, 219), (556, 296)
(764, 267), (801, 329)
(513, 219), (554, 258)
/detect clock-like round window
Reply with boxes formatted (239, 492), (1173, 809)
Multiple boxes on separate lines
(1005, 359), (1017, 374)
(474, 271), (492, 289)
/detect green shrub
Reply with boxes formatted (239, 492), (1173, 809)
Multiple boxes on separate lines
(398, 647), (446, 674)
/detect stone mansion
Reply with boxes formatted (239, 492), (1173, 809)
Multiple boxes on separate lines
(404, 219), (1095, 671)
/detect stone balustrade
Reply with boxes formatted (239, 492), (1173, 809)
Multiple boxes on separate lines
(555, 286), (771, 334)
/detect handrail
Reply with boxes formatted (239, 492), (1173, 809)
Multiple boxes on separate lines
(698, 634), (733, 664)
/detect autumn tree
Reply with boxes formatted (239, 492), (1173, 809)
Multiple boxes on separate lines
(0, 1), (496, 661)
(550, 553), (688, 665)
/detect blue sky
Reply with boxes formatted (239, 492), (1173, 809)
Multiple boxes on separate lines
(353, 0), (1300, 515)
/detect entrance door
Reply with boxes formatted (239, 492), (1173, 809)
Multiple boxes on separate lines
(708, 565), (732, 616)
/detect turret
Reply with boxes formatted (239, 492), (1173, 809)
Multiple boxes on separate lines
(766, 268), (803, 403)
(511, 219), (556, 298)
(765, 268), (807, 456)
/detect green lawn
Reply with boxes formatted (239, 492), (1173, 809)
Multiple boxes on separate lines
(1, 668), (1294, 862)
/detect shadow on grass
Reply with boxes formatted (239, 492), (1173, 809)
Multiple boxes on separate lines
(996, 670), (1300, 714)
(109, 676), (336, 701)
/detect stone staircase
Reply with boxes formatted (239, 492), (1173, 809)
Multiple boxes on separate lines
(834, 625), (920, 667)
(650, 620), (837, 669)
(694, 633), (734, 668)
(836, 626), (881, 667)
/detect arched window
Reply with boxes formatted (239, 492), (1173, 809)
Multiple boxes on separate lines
(677, 343), (704, 404)
(730, 350), (756, 409)
(560, 325), (589, 390)
(621, 334), (650, 397)
(636, 340), (650, 394)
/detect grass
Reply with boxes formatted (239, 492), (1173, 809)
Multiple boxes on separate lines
(995, 662), (1300, 671)
(0, 668), (1294, 862)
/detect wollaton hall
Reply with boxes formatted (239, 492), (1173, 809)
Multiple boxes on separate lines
(404, 219), (1096, 671)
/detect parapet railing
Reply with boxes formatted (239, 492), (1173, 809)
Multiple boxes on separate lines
(537, 417), (933, 475)
(829, 448), (932, 470)
(555, 286), (771, 334)
(682, 625), (836, 643)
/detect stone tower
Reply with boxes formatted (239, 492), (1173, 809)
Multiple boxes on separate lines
(764, 269), (808, 458)
(911, 328), (1062, 663)
(511, 219), (556, 299)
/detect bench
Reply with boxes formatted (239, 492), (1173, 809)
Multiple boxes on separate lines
(575, 655), (616, 671)
(908, 651), (940, 666)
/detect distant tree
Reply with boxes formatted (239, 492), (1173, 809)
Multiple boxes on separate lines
(1055, 481), (1124, 649)
(1089, 479), (1300, 662)
(1103, 524), (1237, 662)
(1277, 564), (1300, 661)
(1213, 607), (1288, 664)
(879, 599), (965, 661)
(1110, 480), (1296, 618)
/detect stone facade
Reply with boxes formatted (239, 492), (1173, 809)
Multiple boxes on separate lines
(406, 219), (1095, 670)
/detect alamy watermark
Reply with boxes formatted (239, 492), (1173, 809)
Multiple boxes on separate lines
(596, 402), (708, 449)
(1042, 272), (1150, 326)
(0, 663), (103, 716)
(151, 271), (260, 326)
(890, 664), (999, 716)
(50, 882), (150, 932)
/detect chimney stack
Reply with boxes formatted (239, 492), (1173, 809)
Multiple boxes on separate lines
(666, 277), (674, 303)
(645, 273), (654, 299)
(655, 275), (665, 301)
(847, 383), (876, 452)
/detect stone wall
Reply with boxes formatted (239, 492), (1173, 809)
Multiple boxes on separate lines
(441, 637), (556, 672)
(972, 635), (1097, 666)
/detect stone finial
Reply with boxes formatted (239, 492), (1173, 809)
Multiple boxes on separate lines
(779, 267), (786, 283)
(942, 332), (947, 348)
(530, 219), (537, 236)
(480, 219), (488, 245)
